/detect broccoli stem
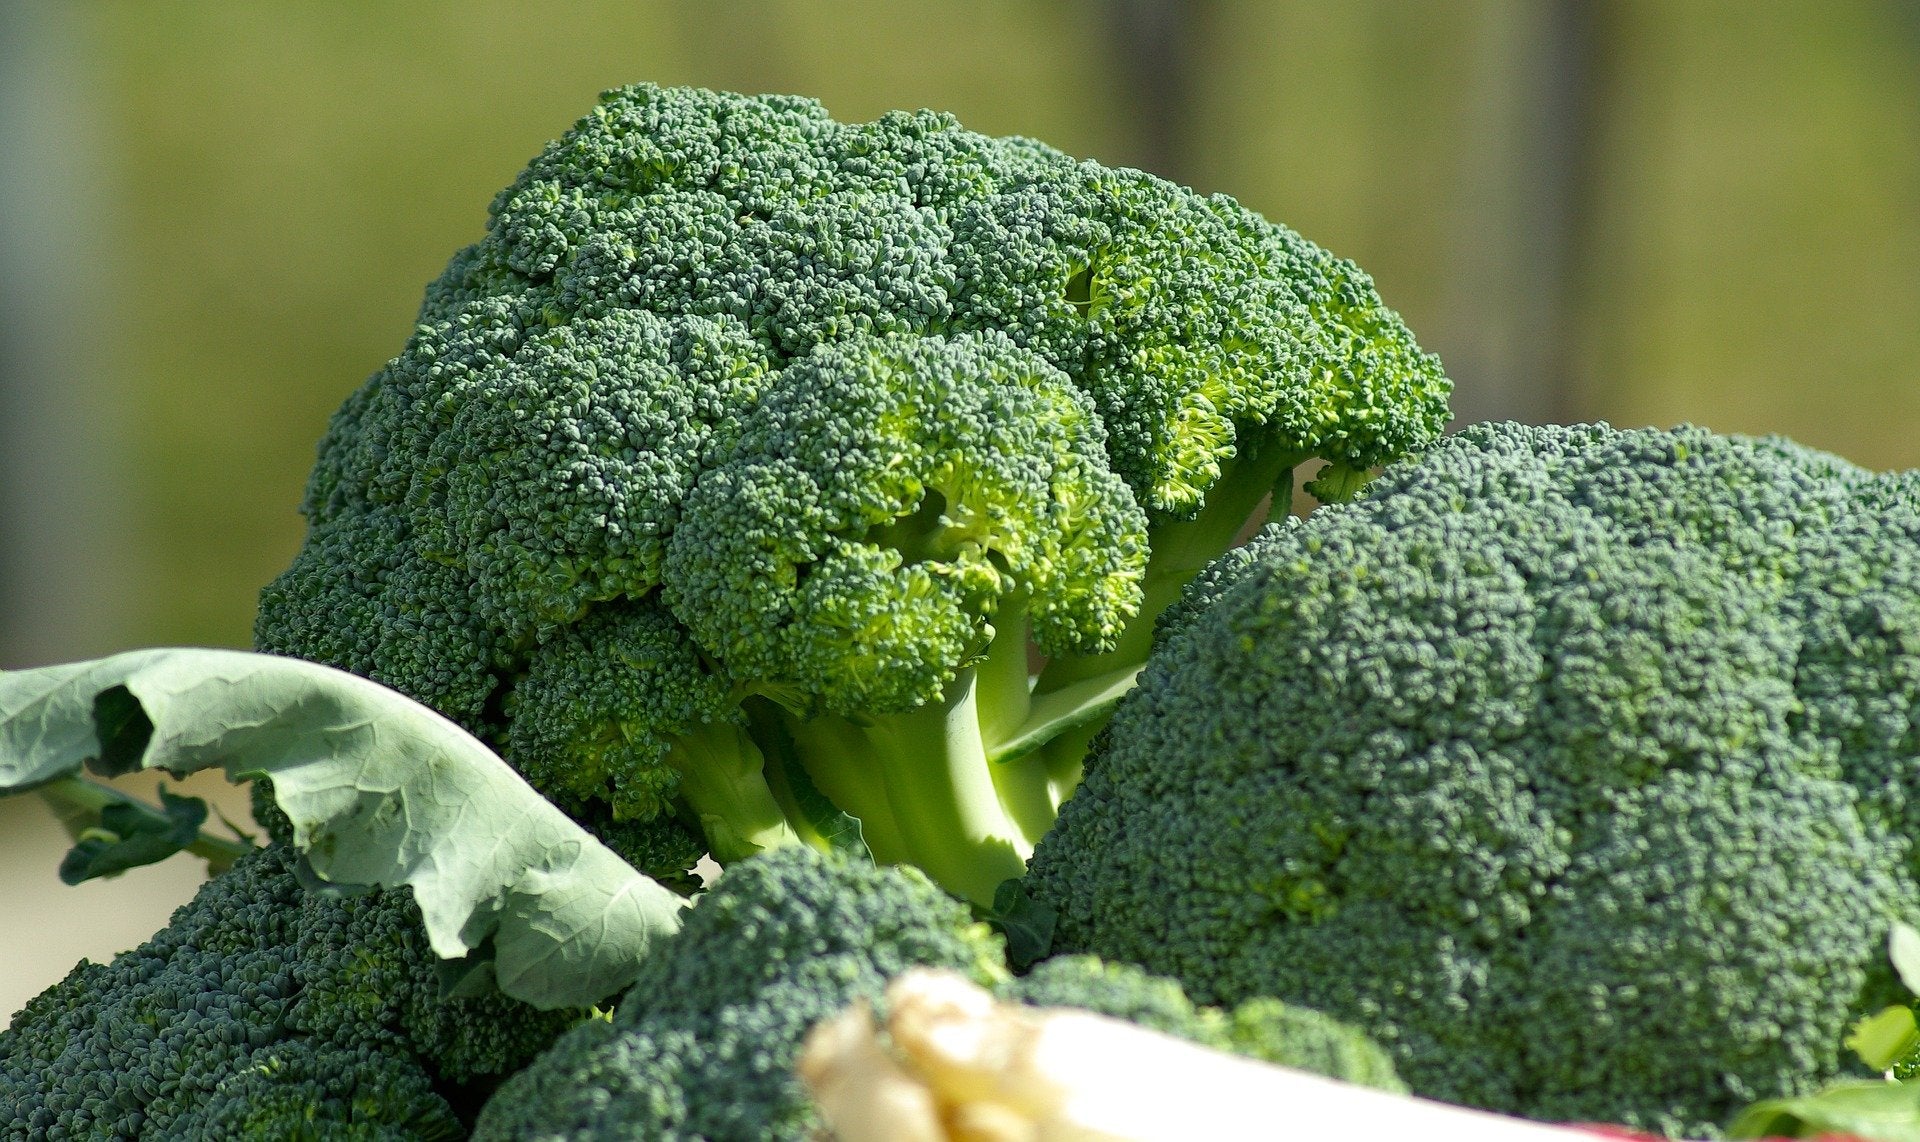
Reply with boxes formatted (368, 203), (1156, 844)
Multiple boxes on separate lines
(783, 667), (1038, 907)
(666, 720), (802, 863)
(972, 592), (1059, 841)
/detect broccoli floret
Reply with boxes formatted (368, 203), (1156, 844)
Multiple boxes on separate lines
(1024, 421), (1920, 1136)
(474, 846), (1390, 1140)
(471, 845), (1006, 1140)
(162, 1044), (464, 1142)
(1008, 955), (1406, 1093)
(254, 82), (1449, 905)
(0, 845), (579, 1139)
(661, 331), (1148, 896)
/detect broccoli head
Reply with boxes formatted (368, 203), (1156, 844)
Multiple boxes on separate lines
(471, 845), (1007, 1140)
(0, 844), (579, 1139)
(474, 845), (1398, 1140)
(254, 82), (1449, 905)
(1024, 421), (1920, 1137)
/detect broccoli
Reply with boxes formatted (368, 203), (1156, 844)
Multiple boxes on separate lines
(0, 844), (580, 1139)
(470, 845), (1008, 1140)
(473, 845), (1399, 1140)
(1023, 421), (1920, 1137)
(253, 82), (1450, 905)
(1008, 954), (1406, 1093)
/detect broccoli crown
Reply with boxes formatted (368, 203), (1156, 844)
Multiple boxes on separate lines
(663, 330), (1146, 714)
(471, 845), (1005, 1141)
(1007, 954), (1406, 1093)
(1024, 421), (1920, 1136)
(473, 845), (1397, 1140)
(253, 82), (1448, 900)
(0, 845), (578, 1140)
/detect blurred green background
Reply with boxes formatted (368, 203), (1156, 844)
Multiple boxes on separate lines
(4, 0), (1918, 1022)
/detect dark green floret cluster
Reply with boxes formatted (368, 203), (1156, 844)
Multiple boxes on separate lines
(1025, 420), (1920, 1136)
(0, 845), (578, 1140)
(253, 81), (1450, 905)
(472, 845), (1401, 1140)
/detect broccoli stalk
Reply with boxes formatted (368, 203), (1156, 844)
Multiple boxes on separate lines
(662, 719), (803, 864)
(780, 666), (1034, 907)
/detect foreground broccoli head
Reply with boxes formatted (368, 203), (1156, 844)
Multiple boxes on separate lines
(0, 845), (577, 1139)
(473, 846), (1005, 1140)
(474, 845), (1400, 1141)
(1024, 421), (1920, 1136)
(254, 82), (1449, 904)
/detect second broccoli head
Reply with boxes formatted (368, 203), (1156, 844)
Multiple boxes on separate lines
(254, 82), (1449, 903)
(1025, 421), (1920, 1136)
(472, 844), (1402, 1141)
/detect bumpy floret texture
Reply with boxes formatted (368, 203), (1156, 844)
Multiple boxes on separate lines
(0, 845), (578, 1140)
(253, 82), (1448, 867)
(663, 331), (1146, 714)
(473, 846), (1390, 1140)
(1025, 421), (1920, 1136)
(471, 845), (1006, 1140)
(1007, 954), (1406, 1093)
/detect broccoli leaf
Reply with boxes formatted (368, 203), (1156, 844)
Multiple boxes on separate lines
(981, 877), (1058, 971)
(0, 647), (687, 1010)
(1850, 1006), (1920, 1073)
(56, 782), (215, 884)
(1725, 1079), (1920, 1140)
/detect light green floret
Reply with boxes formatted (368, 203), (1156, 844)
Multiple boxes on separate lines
(663, 331), (1147, 901)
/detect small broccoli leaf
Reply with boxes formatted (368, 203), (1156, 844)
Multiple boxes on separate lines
(981, 877), (1058, 971)
(1725, 1079), (1920, 1140)
(988, 663), (1143, 765)
(0, 647), (688, 1010)
(57, 784), (210, 884)
(778, 749), (869, 859)
(753, 703), (871, 860)
(1850, 1006), (1920, 1073)
(33, 771), (254, 878)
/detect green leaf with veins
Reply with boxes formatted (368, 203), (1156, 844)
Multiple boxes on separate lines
(0, 647), (686, 1010)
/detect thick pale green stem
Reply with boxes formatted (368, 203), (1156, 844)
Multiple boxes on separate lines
(666, 720), (801, 863)
(973, 594), (1057, 841)
(975, 595), (1035, 747)
(786, 669), (1035, 907)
